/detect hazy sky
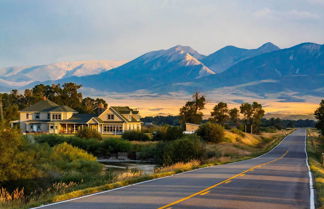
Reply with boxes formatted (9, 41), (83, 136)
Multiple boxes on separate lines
(1, 0), (324, 67)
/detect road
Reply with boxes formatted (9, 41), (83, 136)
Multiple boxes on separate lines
(34, 129), (312, 209)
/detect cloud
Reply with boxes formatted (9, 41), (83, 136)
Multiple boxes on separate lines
(254, 8), (320, 20)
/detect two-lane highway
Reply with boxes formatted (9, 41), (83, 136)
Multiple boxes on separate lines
(34, 129), (313, 209)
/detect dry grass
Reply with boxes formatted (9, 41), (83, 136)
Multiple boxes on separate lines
(155, 160), (201, 173)
(115, 170), (143, 181)
(307, 128), (324, 207)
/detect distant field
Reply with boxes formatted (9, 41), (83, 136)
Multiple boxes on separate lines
(104, 96), (318, 119)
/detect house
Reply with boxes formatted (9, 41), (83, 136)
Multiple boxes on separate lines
(11, 99), (142, 135)
(183, 123), (200, 134)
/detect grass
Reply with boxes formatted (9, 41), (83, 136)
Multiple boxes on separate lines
(307, 128), (324, 208)
(2, 129), (291, 209)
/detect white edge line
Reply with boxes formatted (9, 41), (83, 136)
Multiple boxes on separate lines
(305, 129), (315, 209)
(30, 130), (294, 209)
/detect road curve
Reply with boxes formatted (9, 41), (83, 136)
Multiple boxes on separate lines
(34, 129), (312, 209)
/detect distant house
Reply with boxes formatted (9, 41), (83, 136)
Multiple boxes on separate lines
(184, 123), (200, 134)
(11, 99), (142, 134)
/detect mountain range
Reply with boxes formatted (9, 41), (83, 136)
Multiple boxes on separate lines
(1, 42), (323, 101)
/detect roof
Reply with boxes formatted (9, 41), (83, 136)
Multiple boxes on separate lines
(109, 106), (140, 122)
(21, 100), (77, 112)
(110, 106), (139, 114)
(21, 100), (58, 112)
(50, 105), (77, 112)
(60, 114), (97, 123)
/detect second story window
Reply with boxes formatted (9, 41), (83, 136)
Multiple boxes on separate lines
(52, 114), (62, 120)
(35, 113), (40, 119)
(47, 113), (50, 120)
(107, 114), (114, 120)
(26, 113), (29, 119)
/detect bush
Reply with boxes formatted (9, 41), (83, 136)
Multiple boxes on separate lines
(156, 135), (205, 165)
(197, 122), (225, 143)
(100, 139), (132, 157)
(122, 131), (150, 141)
(230, 128), (245, 137)
(153, 126), (183, 141)
(76, 127), (102, 140)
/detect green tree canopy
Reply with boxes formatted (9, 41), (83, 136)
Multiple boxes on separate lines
(179, 92), (206, 125)
(210, 102), (229, 126)
(315, 100), (324, 135)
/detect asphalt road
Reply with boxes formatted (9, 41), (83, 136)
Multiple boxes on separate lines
(34, 129), (312, 209)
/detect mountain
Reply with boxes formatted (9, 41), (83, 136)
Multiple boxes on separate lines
(202, 42), (280, 73)
(56, 45), (215, 92)
(197, 42), (324, 96)
(0, 60), (126, 87)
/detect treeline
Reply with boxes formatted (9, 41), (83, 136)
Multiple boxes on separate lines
(0, 83), (107, 123)
(179, 93), (265, 133)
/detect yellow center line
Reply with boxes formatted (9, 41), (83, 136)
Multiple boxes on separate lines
(200, 191), (210, 196)
(157, 150), (288, 209)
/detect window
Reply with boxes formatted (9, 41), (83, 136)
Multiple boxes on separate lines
(35, 113), (40, 119)
(50, 125), (54, 129)
(107, 114), (114, 120)
(26, 113), (29, 119)
(47, 113), (51, 120)
(52, 114), (61, 120)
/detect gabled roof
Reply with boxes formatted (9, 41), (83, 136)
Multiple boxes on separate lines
(110, 106), (140, 122)
(21, 100), (77, 112)
(110, 106), (139, 114)
(21, 100), (59, 112)
(50, 105), (77, 112)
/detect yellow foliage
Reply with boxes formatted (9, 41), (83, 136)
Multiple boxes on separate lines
(155, 160), (200, 173)
(52, 142), (96, 161)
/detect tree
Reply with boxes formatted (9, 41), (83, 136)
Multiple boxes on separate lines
(240, 102), (265, 134)
(315, 100), (324, 135)
(196, 122), (225, 143)
(179, 92), (206, 125)
(240, 103), (253, 132)
(210, 102), (229, 126)
(251, 102), (265, 133)
(229, 108), (240, 126)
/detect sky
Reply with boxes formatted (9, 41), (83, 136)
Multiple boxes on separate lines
(0, 0), (324, 68)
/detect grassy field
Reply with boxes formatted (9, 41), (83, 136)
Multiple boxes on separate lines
(1, 129), (291, 209)
(307, 129), (324, 209)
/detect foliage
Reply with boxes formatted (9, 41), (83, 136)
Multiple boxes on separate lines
(196, 122), (225, 143)
(122, 131), (150, 141)
(141, 115), (180, 126)
(229, 108), (240, 126)
(153, 126), (183, 141)
(35, 134), (132, 157)
(0, 82), (108, 124)
(179, 92), (206, 125)
(240, 102), (265, 134)
(156, 135), (205, 165)
(76, 127), (102, 140)
(0, 129), (44, 182)
(210, 102), (229, 126)
(315, 100), (324, 135)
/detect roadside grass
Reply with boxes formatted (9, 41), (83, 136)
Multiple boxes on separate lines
(307, 128), (324, 209)
(2, 129), (291, 209)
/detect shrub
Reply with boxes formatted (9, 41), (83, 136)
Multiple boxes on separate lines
(51, 142), (103, 176)
(156, 135), (205, 165)
(230, 128), (245, 137)
(153, 126), (183, 141)
(197, 122), (225, 143)
(122, 131), (150, 141)
(76, 127), (102, 140)
(100, 139), (132, 157)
